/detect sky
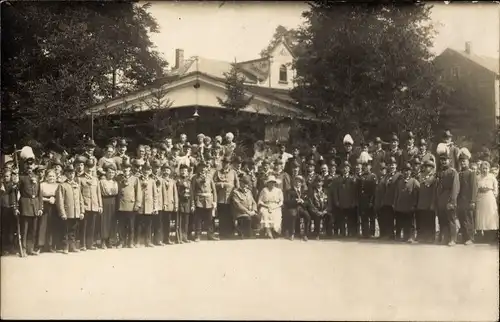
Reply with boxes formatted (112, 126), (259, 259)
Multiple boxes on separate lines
(148, 1), (500, 66)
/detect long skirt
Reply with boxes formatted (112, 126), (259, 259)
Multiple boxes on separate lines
(101, 196), (117, 240)
(476, 191), (498, 231)
(37, 202), (57, 248)
(260, 207), (282, 234)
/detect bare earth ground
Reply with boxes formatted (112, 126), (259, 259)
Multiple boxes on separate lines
(1, 239), (499, 321)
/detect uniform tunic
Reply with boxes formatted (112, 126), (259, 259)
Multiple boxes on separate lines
(137, 177), (159, 215)
(401, 145), (419, 166)
(394, 177), (420, 213)
(357, 172), (377, 209)
(56, 180), (85, 219)
(117, 175), (142, 212)
(190, 175), (217, 210)
(176, 177), (192, 214)
(161, 177), (179, 212)
(18, 174), (43, 217)
(416, 172), (437, 211)
(78, 173), (103, 212)
(213, 168), (239, 204)
(372, 149), (386, 177)
(436, 167), (459, 211)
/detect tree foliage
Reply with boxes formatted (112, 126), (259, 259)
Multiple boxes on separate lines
(217, 64), (254, 112)
(291, 2), (448, 144)
(1, 1), (168, 151)
(259, 25), (300, 58)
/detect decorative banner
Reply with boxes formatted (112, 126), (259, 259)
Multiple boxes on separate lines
(265, 122), (290, 142)
(237, 58), (270, 82)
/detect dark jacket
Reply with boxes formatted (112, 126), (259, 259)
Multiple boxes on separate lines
(417, 172), (437, 211)
(382, 172), (401, 207)
(436, 166), (460, 210)
(332, 175), (357, 209)
(18, 174), (43, 217)
(457, 168), (477, 208)
(394, 176), (420, 213)
(356, 172), (377, 209)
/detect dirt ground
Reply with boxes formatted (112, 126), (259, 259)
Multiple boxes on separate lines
(1, 239), (498, 320)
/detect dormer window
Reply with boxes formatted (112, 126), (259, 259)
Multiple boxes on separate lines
(279, 65), (288, 83)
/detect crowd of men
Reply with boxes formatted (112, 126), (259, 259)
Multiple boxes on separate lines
(1, 130), (498, 257)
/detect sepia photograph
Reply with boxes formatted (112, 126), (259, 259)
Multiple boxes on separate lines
(0, 0), (499, 320)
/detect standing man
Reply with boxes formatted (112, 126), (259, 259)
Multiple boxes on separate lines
(371, 137), (386, 178)
(417, 139), (435, 165)
(401, 131), (419, 166)
(274, 143), (293, 166)
(457, 148), (477, 245)
(416, 159), (437, 243)
(332, 161), (357, 237)
(113, 139), (130, 173)
(155, 161), (179, 245)
(379, 157), (400, 240)
(191, 162), (219, 241)
(224, 132), (237, 157)
(386, 133), (403, 170)
(213, 157), (239, 239)
(357, 157), (377, 238)
(116, 161), (142, 248)
(56, 165), (85, 254)
(340, 134), (358, 170)
(176, 164), (192, 243)
(135, 164), (159, 247)
(440, 130), (460, 171)
(77, 159), (102, 251)
(436, 153), (460, 246)
(393, 162), (420, 243)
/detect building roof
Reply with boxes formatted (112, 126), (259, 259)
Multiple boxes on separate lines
(446, 47), (499, 74)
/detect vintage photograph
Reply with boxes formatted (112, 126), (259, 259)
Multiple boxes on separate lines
(1, 0), (499, 320)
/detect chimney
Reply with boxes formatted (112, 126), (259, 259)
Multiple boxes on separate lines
(175, 49), (184, 69)
(465, 41), (472, 54)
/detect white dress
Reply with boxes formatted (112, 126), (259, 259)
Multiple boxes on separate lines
(475, 173), (499, 231)
(257, 187), (284, 233)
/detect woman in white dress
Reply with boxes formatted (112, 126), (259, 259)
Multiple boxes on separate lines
(475, 161), (498, 244)
(257, 175), (284, 238)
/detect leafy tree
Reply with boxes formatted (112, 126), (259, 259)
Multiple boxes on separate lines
(260, 25), (299, 58)
(291, 2), (448, 144)
(1, 1), (168, 151)
(217, 63), (254, 112)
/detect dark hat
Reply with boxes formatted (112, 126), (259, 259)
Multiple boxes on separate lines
(379, 162), (387, 169)
(443, 130), (453, 138)
(390, 133), (399, 142)
(161, 163), (171, 170)
(74, 155), (87, 165)
(84, 159), (95, 168)
(293, 175), (305, 183)
(290, 160), (301, 169)
(222, 156), (232, 164)
(142, 163), (152, 171)
(439, 153), (450, 160)
(419, 139), (427, 146)
(151, 159), (162, 168)
(342, 161), (351, 169)
(179, 164), (189, 170)
(109, 137), (118, 144)
(422, 159), (435, 168)
(307, 159), (316, 166)
(51, 158), (63, 167)
(159, 143), (168, 151)
(131, 159), (144, 167)
(402, 162), (412, 171)
(172, 145), (180, 151)
(407, 131), (415, 139)
(374, 137), (382, 144)
(103, 163), (117, 171)
(232, 156), (243, 164)
(197, 161), (209, 170)
(64, 164), (75, 173)
(261, 159), (270, 166)
(84, 139), (97, 147)
(240, 175), (252, 186)
(387, 156), (397, 165)
(314, 176), (325, 185)
(412, 157), (421, 165)
(36, 164), (46, 171)
(118, 139), (128, 147)
(360, 142), (369, 148)
(121, 160), (132, 169)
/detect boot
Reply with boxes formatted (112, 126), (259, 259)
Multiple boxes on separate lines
(62, 245), (69, 255)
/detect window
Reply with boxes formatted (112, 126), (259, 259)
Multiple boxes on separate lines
(451, 66), (460, 80)
(279, 65), (288, 83)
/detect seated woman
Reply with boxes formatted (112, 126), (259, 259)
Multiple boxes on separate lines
(284, 175), (310, 241)
(230, 175), (259, 239)
(257, 175), (283, 239)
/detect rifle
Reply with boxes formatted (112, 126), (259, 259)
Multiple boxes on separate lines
(13, 144), (26, 258)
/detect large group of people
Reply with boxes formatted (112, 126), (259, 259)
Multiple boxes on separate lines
(1, 129), (498, 257)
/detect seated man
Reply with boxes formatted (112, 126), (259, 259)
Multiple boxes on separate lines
(230, 175), (260, 239)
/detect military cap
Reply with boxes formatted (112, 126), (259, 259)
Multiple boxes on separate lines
(172, 145), (180, 151)
(341, 161), (351, 169)
(161, 163), (171, 170)
(222, 156), (232, 164)
(151, 159), (162, 168)
(179, 164), (189, 170)
(197, 133), (205, 139)
(422, 159), (435, 168)
(412, 157), (421, 165)
(293, 175), (305, 183)
(307, 159), (316, 166)
(84, 138), (97, 147)
(132, 159), (144, 167)
(118, 139), (128, 147)
(274, 158), (285, 165)
(121, 160), (132, 169)
(84, 159), (95, 168)
(419, 139), (427, 146)
(387, 156), (397, 165)
(439, 153), (450, 160)
(390, 133), (399, 142)
(74, 155), (87, 165)
(142, 163), (152, 171)
(215, 135), (223, 143)
(374, 137), (383, 144)
(103, 163), (117, 171)
(443, 130), (453, 138)
(109, 137), (118, 144)
(360, 142), (369, 148)
(203, 136), (212, 143)
(379, 162), (387, 169)
(402, 162), (412, 171)
(64, 164), (75, 173)
(51, 158), (63, 167)
(240, 175), (252, 186)
(261, 159), (270, 166)
(407, 131), (415, 139)
(36, 164), (46, 171)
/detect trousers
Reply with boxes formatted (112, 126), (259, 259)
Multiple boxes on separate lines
(117, 211), (136, 246)
(335, 208), (356, 237)
(415, 209), (436, 242)
(457, 207), (475, 242)
(217, 203), (234, 238)
(379, 205), (395, 239)
(136, 215), (153, 245)
(395, 211), (414, 240)
(194, 207), (214, 238)
(286, 206), (310, 236)
(20, 216), (37, 252)
(437, 208), (457, 243)
(359, 206), (375, 237)
(235, 215), (260, 238)
(62, 218), (79, 248)
(79, 211), (98, 249)
(1, 207), (16, 252)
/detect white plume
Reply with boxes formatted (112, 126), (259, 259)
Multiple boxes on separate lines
(436, 143), (449, 155)
(358, 151), (372, 164)
(343, 134), (354, 145)
(459, 147), (472, 159)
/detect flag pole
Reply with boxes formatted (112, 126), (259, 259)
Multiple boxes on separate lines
(91, 112), (94, 141)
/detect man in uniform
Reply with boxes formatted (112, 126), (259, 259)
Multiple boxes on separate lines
(1, 169), (18, 255)
(440, 130), (460, 171)
(436, 153), (460, 246)
(114, 139), (130, 172)
(213, 156), (239, 239)
(74, 155), (86, 177)
(417, 139), (435, 165)
(77, 159), (102, 251)
(357, 157), (377, 238)
(340, 134), (359, 170)
(81, 138), (98, 166)
(332, 161), (357, 237)
(304, 159), (318, 190)
(190, 162), (219, 242)
(411, 157), (422, 178)
(116, 160), (142, 248)
(415, 159), (438, 243)
(230, 175), (259, 239)
(386, 133), (403, 170)
(371, 137), (386, 178)
(457, 148), (477, 245)
(176, 164), (192, 243)
(55, 165), (85, 254)
(224, 132), (237, 157)
(401, 131), (419, 166)
(379, 156), (401, 240)
(18, 158), (43, 255)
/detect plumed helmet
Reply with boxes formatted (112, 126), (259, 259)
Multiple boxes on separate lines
(343, 134), (354, 145)
(458, 147), (472, 160)
(436, 143), (449, 156)
(357, 151), (373, 164)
